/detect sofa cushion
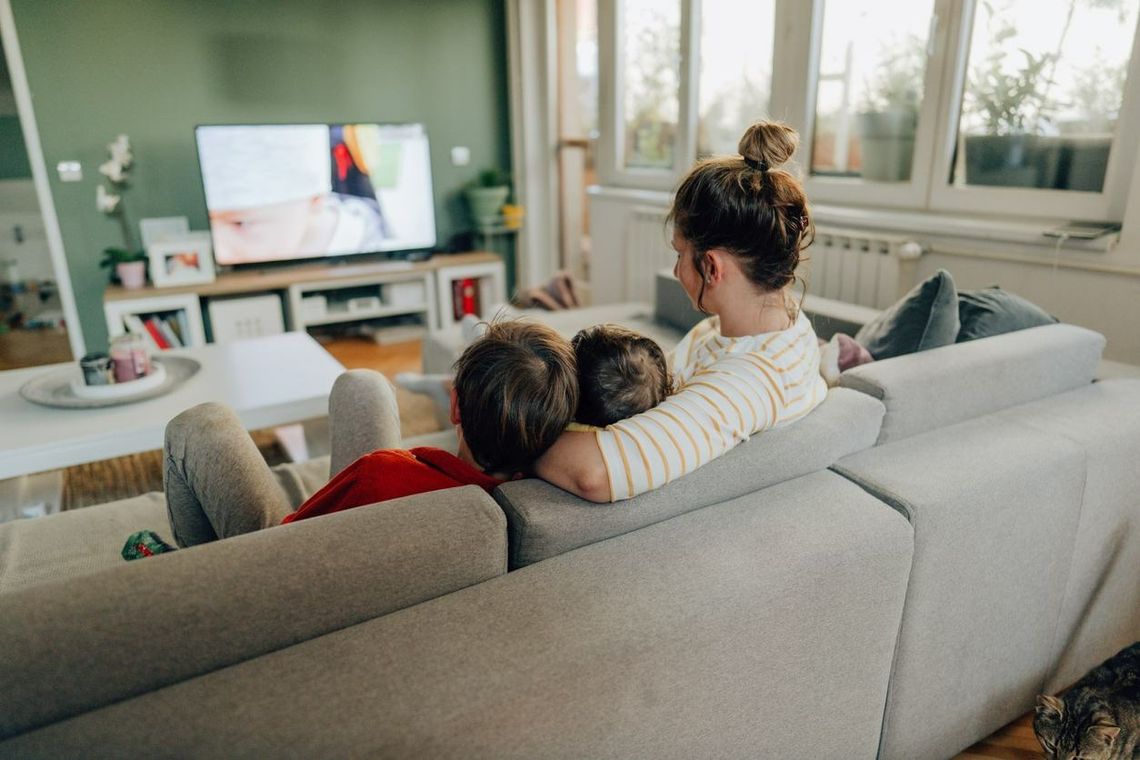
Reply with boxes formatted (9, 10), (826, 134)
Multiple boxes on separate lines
(0, 485), (507, 739)
(3, 472), (912, 758)
(495, 387), (884, 567)
(855, 269), (959, 359)
(839, 323), (1105, 444)
(957, 286), (1058, 343)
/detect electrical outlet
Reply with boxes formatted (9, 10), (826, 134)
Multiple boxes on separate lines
(57, 161), (83, 182)
(450, 146), (471, 167)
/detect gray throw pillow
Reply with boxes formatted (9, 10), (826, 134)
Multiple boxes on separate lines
(855, 269), (959, 360)
(956, 286), (1058, 342)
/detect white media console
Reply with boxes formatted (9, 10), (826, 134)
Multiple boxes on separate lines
(103, 251), (506, 349)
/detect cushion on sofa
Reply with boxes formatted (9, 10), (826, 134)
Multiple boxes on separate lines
(855, 269), (960, 359)
(957, 286), (1058, 343)
(0, 485), (507, 740)
(839, 323), (1105, 444)
(495, 387), (884, 568)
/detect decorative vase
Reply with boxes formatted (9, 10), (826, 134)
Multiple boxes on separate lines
(856, 109), (917, 182)
(116, 260), (146, 290)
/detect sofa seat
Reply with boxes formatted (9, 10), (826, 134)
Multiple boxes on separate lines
(3, 470), (913, 758)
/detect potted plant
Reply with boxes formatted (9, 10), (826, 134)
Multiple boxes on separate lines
(856, 34), (925, 182)
(1056, 57), (1124, 191)
(464, 168), (511, 229)
(960, 0), (1085, 188)
(95, 134), (147, 288)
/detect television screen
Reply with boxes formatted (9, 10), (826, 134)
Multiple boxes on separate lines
(196, 123), (436, 266)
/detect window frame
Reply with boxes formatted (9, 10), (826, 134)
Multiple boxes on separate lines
(596, 0), (1140, 225)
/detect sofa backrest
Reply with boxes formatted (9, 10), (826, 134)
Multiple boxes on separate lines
(838, 323), (1105, 444)
(3, 471), (913, 758)
(495, 387), (884, 568)
(0, 486), (506, 739)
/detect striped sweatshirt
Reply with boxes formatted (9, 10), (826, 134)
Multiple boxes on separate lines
(595, 311), (827, 501)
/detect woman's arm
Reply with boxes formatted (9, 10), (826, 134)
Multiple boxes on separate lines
(535, 430), (611, 503)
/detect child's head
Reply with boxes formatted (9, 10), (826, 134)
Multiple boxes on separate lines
(668, 121), (813, 312)
(452, 320), (578, 475)
(571, 324), (671, 427)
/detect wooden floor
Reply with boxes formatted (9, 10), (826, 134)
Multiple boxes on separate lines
(0, 327), (72, 370)
(952, 711), (1040, 759)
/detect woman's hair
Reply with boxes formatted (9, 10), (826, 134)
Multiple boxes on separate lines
(452, 320), (578, 475)
(571, 324), (672, 427)
(667, 120), (814, 312)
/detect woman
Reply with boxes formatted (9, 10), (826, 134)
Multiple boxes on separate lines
(537, 121), (828, 502)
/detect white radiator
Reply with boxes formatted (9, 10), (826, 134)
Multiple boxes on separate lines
(803, 226), (923, 310)
(624, 205), (673, 304)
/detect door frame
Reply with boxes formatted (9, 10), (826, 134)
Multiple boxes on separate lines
(0, 0), (85, 359)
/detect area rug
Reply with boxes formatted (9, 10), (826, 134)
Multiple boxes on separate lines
(61, 386), (441, 511)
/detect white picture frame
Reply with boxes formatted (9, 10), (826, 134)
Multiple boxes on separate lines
(147, 232), (216, 287)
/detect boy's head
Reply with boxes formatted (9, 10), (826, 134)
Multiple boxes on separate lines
(572, 324), (672, 427)
(452, 320), (578, 475)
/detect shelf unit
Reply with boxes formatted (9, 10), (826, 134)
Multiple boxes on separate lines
(102, 252), (506, 346)
(434, 258), (508, 330)
(103, 292), (206, 349)
(286, 269), (436, 341)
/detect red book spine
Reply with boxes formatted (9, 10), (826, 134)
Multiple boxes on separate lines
(460, 278), (477, 316)
(143, 317), (170, 350)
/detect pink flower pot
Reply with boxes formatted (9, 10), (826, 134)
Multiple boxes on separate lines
(116, 260), (146, 289)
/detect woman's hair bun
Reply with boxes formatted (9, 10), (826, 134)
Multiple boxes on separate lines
(738, 121), (798, 169)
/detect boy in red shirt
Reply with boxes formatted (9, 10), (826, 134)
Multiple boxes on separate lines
(163, 321), (578, 547)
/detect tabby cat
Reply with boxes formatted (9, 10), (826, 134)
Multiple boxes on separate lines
(1035, 642), (1140, 759)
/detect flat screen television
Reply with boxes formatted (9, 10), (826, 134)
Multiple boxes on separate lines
(195, 123), (436, 266)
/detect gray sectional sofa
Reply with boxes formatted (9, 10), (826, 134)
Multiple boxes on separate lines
(1, 283), (1138, 759)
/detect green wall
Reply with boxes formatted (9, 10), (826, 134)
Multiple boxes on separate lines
(11, 0), (510, 352)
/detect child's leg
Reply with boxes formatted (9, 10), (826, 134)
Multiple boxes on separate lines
(328, 369), (403, 477)
(164, 402), (293, 547)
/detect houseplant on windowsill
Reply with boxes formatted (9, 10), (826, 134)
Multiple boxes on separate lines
(96, 134), (147, 289)
(464, 168), (511, 231)
(856, 34), (925, 182)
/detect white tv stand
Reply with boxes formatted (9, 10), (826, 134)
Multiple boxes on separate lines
(104, 252), (507, 348)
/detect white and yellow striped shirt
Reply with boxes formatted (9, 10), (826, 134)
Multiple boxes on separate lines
(595, 311), (827, 501)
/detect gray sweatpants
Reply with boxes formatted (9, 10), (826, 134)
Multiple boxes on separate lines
(164, 369), (403, 547)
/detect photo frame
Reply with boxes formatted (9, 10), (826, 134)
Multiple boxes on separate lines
(147, 232), (216, 287)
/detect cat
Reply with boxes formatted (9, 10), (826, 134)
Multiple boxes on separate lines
(1035, 641), (1140, 759)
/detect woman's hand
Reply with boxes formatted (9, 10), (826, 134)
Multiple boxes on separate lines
(535, 431), (611, 503)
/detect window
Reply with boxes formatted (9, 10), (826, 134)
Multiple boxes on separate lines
(952, 0), (1140, 192)
(597, 0), (1140, 222)
(620, 0), (682, 170)
(809, 0), (936, 182)
(697, 0), (775, 157)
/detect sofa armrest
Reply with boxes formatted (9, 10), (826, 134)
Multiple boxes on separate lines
(839, 323), (1105, 444)
(0, 485), (506, 739)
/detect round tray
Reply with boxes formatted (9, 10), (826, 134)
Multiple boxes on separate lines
(20, 356), (201, 409)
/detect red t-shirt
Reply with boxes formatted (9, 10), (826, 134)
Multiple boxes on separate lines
(281, 447), (503, 524)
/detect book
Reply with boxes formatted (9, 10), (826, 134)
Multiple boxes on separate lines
(452, 278), (480, 321)
(123, 314), (161, 351)
(166, 314), (184, 345)
(143, 317), (171, 350)
(157, 317), (182, 348)
(176, 310), (192, 347)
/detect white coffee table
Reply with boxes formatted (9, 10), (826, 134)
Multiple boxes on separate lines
(0, 332), (345, 480)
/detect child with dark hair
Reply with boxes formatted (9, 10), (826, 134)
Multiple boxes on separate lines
(570, 324), (672, 429)
(162, 320), (578, 547)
